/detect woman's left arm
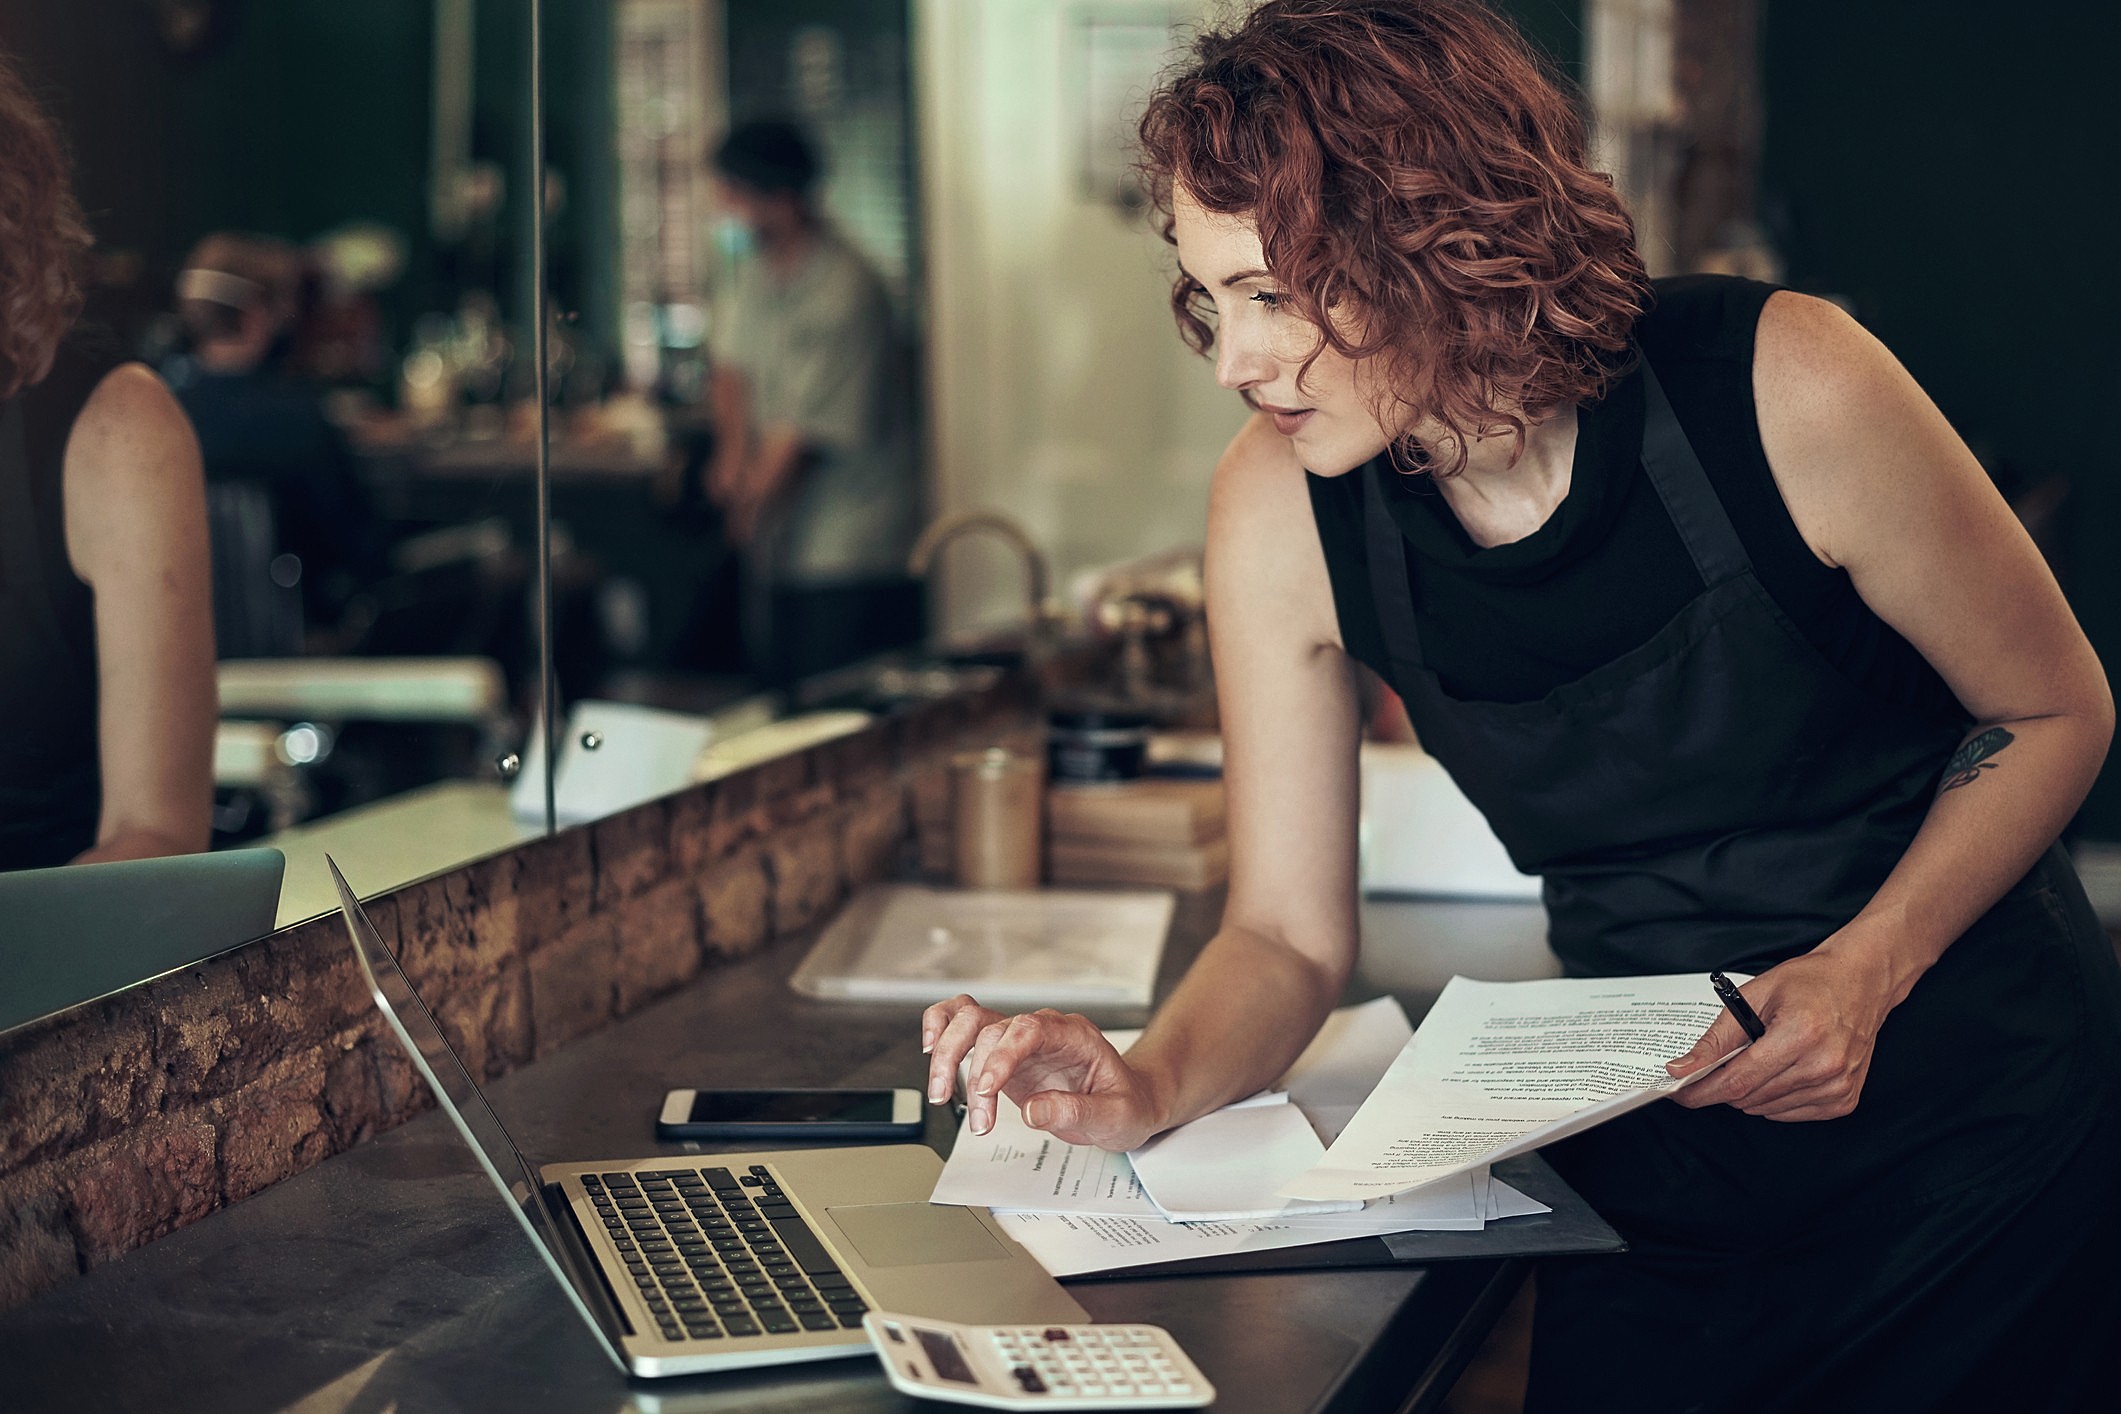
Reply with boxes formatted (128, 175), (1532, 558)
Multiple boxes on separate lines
(1670, 292), (2113, 1121)
(64, 364), (217, 864)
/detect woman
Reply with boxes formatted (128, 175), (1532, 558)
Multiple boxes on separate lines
(922, 2), (2121, 1409)
(1, 52), (215, 869)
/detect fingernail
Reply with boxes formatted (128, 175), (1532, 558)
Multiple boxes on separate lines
(929, 1083), (947, 1103)
(975, 1073), (993, 1096)
(1024, 1099), (1047, 1127)
(921, 1042), (932, 1055)
(971, 1111), (990, 1136)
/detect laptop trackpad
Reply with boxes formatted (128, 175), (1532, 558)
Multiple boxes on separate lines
(825, 1204), (1010, 1267)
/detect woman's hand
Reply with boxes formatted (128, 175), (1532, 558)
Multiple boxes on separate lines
(1664, 946), (1903, 1122)
(921, 995), (1168, 1151)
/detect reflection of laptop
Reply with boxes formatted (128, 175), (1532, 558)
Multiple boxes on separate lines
(327, 856), (1084, 1378)
(0, 848), (285, 1036)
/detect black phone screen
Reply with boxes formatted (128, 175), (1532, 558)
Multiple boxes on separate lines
(686, 1089), (896, 1125)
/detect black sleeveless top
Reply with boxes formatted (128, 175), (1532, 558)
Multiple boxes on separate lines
(1307, 275), (1963, 724)
(0, 331), (125, 871)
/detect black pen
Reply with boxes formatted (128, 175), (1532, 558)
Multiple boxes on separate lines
(1709, 971), (1766, 1041)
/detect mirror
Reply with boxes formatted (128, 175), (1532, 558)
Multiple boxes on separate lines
(525, 0), (938, 828)
(0, 3), (549, 931)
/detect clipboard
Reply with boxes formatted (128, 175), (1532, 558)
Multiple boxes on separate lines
(1060, 1153), (1622, 1282)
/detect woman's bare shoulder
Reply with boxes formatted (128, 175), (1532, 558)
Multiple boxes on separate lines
(1751, 290), (1934, 569)
(67, 363), (199, 483)
(1207, 411), (1342, 651)
(63, 363), (205, 581)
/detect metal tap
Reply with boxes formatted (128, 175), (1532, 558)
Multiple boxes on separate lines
(907, 510), (1057, 635)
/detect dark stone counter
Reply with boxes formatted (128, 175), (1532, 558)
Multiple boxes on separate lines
(0, 886), (1553, 1413)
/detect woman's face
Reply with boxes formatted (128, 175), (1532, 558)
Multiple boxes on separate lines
(1170, 188), (1395, 478)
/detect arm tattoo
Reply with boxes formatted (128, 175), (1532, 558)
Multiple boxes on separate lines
(1938, 727), (2016, 794)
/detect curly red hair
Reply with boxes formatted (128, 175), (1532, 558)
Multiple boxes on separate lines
(1138, 0), (1650, 473)
(0, 51), (91, 400)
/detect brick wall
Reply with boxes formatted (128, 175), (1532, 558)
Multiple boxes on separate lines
(0, 685), (1029, 1312)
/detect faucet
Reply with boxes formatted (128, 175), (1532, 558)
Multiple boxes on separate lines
(907, 511), (1058, 639)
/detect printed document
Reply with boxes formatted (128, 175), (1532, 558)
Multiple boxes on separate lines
(929, 1095), (1160, 1216)
(1282, 974), (1742, 1202)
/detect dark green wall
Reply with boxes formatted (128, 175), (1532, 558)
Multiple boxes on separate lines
(0, 0), (542, 352)
(1496, 0), (1585, 78)
(1761, 1), (2121, 834)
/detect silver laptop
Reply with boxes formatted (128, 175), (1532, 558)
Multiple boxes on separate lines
(327, 856), (1084, 1379)
(0, 848), (284, 1036)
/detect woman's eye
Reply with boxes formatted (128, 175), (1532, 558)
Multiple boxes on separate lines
(1250, 291), (1282, 309)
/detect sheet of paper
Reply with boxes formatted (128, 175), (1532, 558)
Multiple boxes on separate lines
(1282, 974), (1744, 1202)
(991, 1170), (1550, 1277)
(1488, 1178), (1550, 1221)
(510, 701), (715, 825)
(931, 1094), (1160, 1215)
(1126, 1100), (1360, 1221)
(1280, 995), (1417, 1128)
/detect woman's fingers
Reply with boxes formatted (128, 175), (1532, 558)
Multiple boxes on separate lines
(1023, 1088), (1152, 1151)
(924, 996), (1000, 1105)
(967, 1011), (1091, 1136)
(962, 1018), (1022, 1135)
(1666, 1008), (1752, 1079)
(920, 1002), (1132, 1139)
(1671, 1038), (1785, 1109)
(1742, 1055), (1870, 1120)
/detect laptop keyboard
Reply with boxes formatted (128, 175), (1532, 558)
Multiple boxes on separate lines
(584, 1164), (870, 1344)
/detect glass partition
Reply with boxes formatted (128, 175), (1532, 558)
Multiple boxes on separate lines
(0, 2), (548, 931)
(529, 0), (940, 830)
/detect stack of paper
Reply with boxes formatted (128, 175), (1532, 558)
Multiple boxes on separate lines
(930, 996), (1554, 1277)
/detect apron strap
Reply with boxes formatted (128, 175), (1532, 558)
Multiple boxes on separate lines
(1358, 358), (1750, 680)
(0, 401), (44, 591)
(1360, 456), (1429, 681)
(1637, 358), (1753, 586)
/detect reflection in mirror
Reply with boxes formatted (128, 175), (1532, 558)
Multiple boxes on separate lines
(533, 0), (929, 827)
(0, 4), (552, 941)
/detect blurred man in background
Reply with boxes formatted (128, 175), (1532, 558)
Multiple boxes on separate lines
(706, 119), (922, 686)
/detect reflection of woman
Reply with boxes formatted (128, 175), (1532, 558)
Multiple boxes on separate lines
(165, 232), (386, 646)
(0, 54), (215, 869)
(924, 3), (2121, 1408)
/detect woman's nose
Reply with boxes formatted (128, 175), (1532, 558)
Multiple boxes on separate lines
(1215, 336), (1275, 392)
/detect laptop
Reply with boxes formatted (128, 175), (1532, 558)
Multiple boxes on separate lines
(327, 856), (1086, 1379)
(0, 847), (285, 1036)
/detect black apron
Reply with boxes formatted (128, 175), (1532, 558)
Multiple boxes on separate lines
(0, 400), (102, 870)
(1359, 360), (2121, 1411)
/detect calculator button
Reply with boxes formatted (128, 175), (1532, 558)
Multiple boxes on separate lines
(1012, 1366), (1048, 1394)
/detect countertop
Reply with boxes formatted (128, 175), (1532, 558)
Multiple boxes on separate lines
(0, 887), (1557, 1413)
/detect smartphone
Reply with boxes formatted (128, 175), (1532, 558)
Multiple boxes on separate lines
(656, 1087), (926, 1140)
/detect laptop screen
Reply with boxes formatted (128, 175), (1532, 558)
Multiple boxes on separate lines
(327, 856), (625, 1370)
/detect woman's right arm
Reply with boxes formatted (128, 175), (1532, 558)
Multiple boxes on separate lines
(923, 412), (1366, 1148)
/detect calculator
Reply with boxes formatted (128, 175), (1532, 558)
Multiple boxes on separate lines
(862, 1311), (1216, 1408)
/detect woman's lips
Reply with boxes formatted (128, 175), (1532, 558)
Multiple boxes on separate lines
(1262, 404), (1314, 436)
